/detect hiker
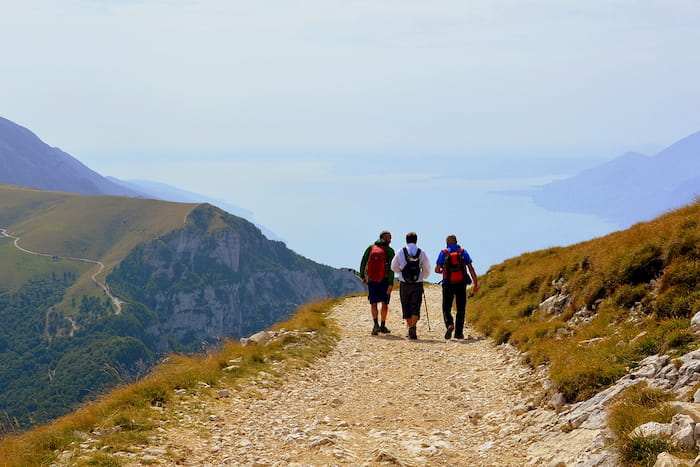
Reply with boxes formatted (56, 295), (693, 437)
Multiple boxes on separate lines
(435, 234), (479, 339)
(359, 230), (395, 335)
(390, 232), (431, 340)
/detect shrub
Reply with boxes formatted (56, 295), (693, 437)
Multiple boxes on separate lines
(616, 244), (664, 286)
(619, 437), (674, 466)
(613, 284), (649, 309)
(655, 289), (700, 319)
(660, 261), (700, 292)
(609, 384), (677, 466)
(661, 328), (696, 355)
(517, 303), (537, 318)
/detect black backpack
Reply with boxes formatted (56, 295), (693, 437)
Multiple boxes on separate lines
(402, 247), (422, 283)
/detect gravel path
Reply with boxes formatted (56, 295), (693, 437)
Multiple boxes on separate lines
(137, 285), (568, 466)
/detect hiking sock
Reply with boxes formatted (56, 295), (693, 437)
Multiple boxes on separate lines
(373, 318), (379, 326)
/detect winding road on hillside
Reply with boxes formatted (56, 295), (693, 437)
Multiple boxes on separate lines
(104, 287), (608, 466)
(0, 228), (122, 314)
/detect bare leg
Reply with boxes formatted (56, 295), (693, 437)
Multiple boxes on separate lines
(380, 302), (389, 322)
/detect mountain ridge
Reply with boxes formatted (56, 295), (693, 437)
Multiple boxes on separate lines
(0, 115), (282, 241)
(0, 117), (143, 198)
(530, 130), (700, 226)
(0, 185), (363, 430)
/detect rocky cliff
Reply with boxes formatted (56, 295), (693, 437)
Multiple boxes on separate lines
(108, 203), (362, 352)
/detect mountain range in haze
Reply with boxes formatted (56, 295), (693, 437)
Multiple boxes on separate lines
(0, 116), (278, 238)
(2, 114), (700, 236)
(529, 130), (700, 227)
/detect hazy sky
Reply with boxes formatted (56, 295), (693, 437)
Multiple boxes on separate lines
(2, 1), (700, 270)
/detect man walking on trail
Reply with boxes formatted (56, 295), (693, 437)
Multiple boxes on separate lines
(391, 232), (431, 340)
(435, 234), (479, 340)
(360, 230), (395, 335)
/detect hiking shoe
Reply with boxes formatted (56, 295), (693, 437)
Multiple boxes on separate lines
(445, 325), (454, 340)
(371, 324), (380, 336)
(408, 326), (417, 340)
(454, 334), (464, 339)
(379, 325), (391, 334)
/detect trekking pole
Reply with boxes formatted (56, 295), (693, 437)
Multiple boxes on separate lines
(422, 288), (431, 331)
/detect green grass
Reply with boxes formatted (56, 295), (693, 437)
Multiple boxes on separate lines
(608, 383), (691, 466)
(0, 241), (92, 292)
(0, 298), (341, 467)
(0, 184), (199, 311)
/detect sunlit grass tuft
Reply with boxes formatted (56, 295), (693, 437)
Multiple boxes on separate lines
(608, 383), (686, 466)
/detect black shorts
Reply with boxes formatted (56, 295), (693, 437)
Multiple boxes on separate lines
(367, 279), (391, 304)
(399, 281), (423, 319)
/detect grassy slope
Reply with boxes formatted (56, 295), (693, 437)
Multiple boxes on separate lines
(468, 200), (700, 402)
(0, 299), (341, 467)
(0, 184), (198, 303)
(0, 241), (92, 293)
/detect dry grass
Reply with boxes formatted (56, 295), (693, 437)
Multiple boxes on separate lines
(0, 299), (341, 467)
(608, 383), (688, 466)
(468, 201), (700, 403)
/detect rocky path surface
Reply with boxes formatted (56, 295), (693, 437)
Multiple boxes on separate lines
(124, 286), (603, 466)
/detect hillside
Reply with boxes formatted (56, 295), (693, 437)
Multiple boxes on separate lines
(1, 202), (698, 465)
(0, 185), (362, 430)
(531, 130), (700, 227)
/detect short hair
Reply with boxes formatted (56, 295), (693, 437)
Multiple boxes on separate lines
(446, 234), (458, 244)
(406, 232), (418, 244)
(379, 230), (392, 240)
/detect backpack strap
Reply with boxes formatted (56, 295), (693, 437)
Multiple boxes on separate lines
(404, 247), (421, 259)
(457, 248), (465, 265)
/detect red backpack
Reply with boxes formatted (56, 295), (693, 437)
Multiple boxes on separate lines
(366, 245), (387, 282)
(442, 248), (471, 285)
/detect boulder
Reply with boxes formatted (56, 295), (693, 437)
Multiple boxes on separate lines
(668, 402), (700, 423)
(242, 330), (272, 346)
(654, 452), (693, 467)
(630, 421), (672, 439)
(539, 294), (570, 315)
(671, 414), (695, 450)
(691, 311), (700, 334)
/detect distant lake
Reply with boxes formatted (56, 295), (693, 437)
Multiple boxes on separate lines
(116, 155), (619, 276)
(219, 167), (618, 276)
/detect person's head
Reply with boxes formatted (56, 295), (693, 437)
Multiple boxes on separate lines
(446, 234), (458, 245)
(406, 232), (418, 244)
(379, 230), (392, 243)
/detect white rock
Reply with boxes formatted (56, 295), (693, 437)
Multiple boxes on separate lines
(671, 414), (695, 450)
(654, 451), (693, 467)
(549, 393), (567, 412)
(690, 311), (700, 334)
(247, 330), (273, 346)
(539, 294), (570, 315)
(630, 421), (672, 439)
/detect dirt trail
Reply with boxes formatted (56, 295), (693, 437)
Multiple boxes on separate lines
(120, 285), (571, 466)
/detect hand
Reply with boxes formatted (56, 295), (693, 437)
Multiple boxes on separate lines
(387, 286), (393, 295)
(472, 284), (480, 294)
